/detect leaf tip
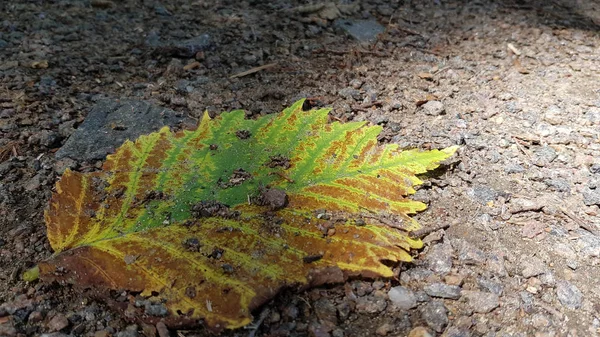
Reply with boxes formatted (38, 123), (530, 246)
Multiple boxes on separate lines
(22, 265), (39, 282)
(442, 145), (459, 157)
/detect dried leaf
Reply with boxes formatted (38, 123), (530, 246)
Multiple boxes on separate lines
(34, 100), (456, 330)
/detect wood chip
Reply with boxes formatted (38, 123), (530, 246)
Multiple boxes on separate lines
(513, 58), (530, 74)
(229, 63), (278, 79)
(558, 205), (600, 236)
(507, 43), (521, 56)
(30, 60), (48, 69)
(183, 61), (201, 71)
(418, 72), (434, 80)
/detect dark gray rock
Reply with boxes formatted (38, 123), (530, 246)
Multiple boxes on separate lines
(334, 19), (385, 44)
(539, 272), (556, 286)
(336, 301), (351, 321)
(477, 277), (503, 296)
(355, 296), (387, 314)
(39, 130), (62, 148)
(486, 252), (508, 277)
(414, 290), (431, 303)
(461, 290), (499, 313)
(388, 286), (417, 310)
(467, 185), (502, 204)
(332, 328), (344, 337)
(444, 326), (471, 337)
(544, 178), (570, 192)
(453, 239), (486, 265)
(575, 230), (600, 258)
(423, 283), (462, 300)
(115, 324), (139, 337)
(521, 256), (547, 278)
(56, 99), (192, 161)
(533, 146), (557, 167)
(338, 87), (361, 100)
(505, 163), (525, 174)
(154, 4), (171, 16)
(144, 302), (168, 317)
(155, 34), (213, 58)
(556, 280), (583, 309)
(583, 187), (600, 206)
(425, 243), (453, 275)
(400, 267), (434, 283)
(420, 301), (449, 333)
(520, 291), (535, 313)
(314, 298), (338, 324)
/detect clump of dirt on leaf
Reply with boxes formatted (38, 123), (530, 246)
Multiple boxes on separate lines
(219, 168), (252, 188)
(266, 155), (291, 169)
(191, 200), (240, 219)
(235, 130), (251, 139)
(255, 187), (289, 210)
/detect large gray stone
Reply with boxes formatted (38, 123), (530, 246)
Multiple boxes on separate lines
(56, 99), (192, 161)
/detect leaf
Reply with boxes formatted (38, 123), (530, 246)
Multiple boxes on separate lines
(36, 100), (456, 330)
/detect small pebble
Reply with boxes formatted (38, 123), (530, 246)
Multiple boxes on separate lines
(521, 256), (547, 278)
(408, 326), (433, 337)
(420, 301), (449, 333)
(376, 323), (394, 336)
(425, 244), (453, 274)
(388, 286), (417, 310)
(423, 283), (462, 300)
(461, 290), (499, 313)
(48, 313), (69, 332)
(421, 100), (445, 116)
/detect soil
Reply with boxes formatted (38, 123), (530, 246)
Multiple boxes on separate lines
(2, 0), (600, 336)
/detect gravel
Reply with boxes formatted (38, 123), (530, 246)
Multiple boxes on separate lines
(461, 290), (500, 313)
(477, 277), (503, 296)
(388, 286), (417, 310)
(420, 301), (449, 333)
(2, 0), (600, 336)
(521, 256), (548, 278)
(421, 101), (446, 116)
(425, 244), (453, 275)
(423, 283), (462, 300)
(582, 187), (600, 206)
(47, 314), (69, 332)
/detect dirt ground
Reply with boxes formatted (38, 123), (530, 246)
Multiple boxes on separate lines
(2, 0), (600, 336)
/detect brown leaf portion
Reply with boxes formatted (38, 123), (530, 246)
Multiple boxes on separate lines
(40, 206), (416, 330)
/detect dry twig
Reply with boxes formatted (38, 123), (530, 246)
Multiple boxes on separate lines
(409, 223), (450, 239)
(229, 63), (278, 79)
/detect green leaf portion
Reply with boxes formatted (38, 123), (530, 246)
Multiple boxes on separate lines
(40, 100), (456, 330)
